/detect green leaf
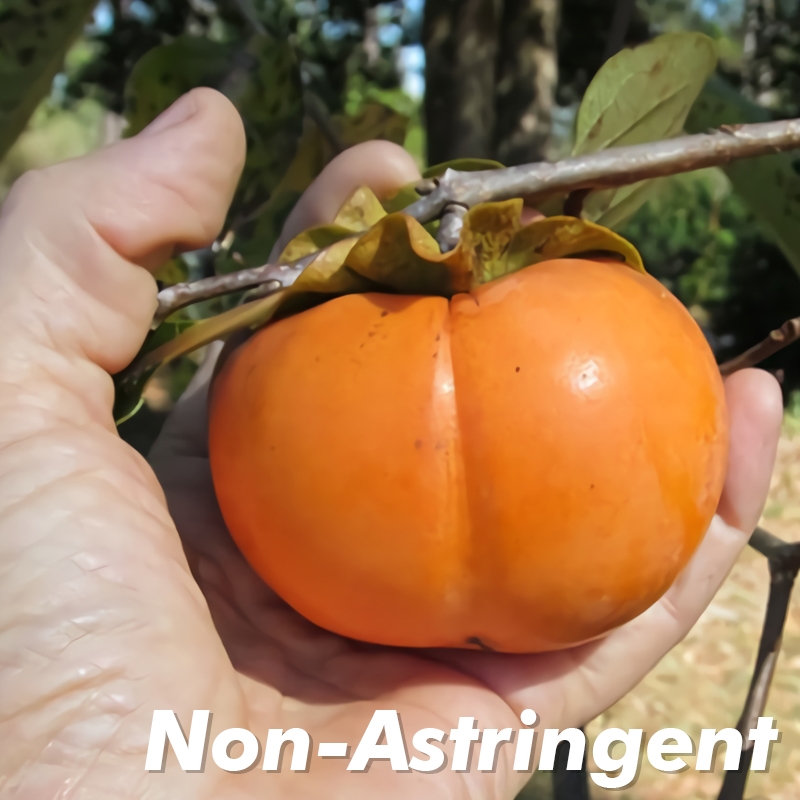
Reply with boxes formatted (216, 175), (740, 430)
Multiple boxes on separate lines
(574, 32), (717, 229)
(113, 319), (196, 423)
(154, 257), (189, 286)
(574, 32), (718, 155)
(583, 179), (666, 230)
(0, 0), (97, 161)
(685, 75), (800, 277)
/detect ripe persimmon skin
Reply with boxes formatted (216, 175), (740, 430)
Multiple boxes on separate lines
(209, 259), (728, 653)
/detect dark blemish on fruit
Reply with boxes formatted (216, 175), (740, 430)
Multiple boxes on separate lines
(515, 366), (520, 372)
(435, 334), (440, 342)
(381, 310), (389, 317)
(414, 439), (423, 449)
(590, 484), (595, 489)
(432, 352), (438, 358)
(467, 636), (495, 652)
(368, 331), (376, 337)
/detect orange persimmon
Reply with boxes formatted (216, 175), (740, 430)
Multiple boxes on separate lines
(208, 258), (728, 653)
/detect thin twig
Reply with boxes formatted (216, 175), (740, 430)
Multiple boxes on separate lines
(154, 118), (800, 325)
(718, 317), (800, 376)
(152, 251), (319, 327)
(304, 91), (345, 155)
(717, 528), (800, 800)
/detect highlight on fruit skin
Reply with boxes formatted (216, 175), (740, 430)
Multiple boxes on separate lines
(208, 257), (729, 654)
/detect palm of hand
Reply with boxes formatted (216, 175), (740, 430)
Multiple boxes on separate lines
(0, 89), (781, 800)
(150, 382), (528, 799)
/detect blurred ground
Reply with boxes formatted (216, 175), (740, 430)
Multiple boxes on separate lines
(520, 411), (800, 799)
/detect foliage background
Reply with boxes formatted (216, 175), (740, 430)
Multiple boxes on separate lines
(6, 1), (800, 435)
(1, 1), (799, 798)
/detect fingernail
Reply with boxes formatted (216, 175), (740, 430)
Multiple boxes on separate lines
(140, 92), (198, 138)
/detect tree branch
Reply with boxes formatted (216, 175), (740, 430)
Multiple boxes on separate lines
(719, 317), (800, 376)
(152, 251), (320, 327)
(154, 118), (800, 324)
(404, 118), (800, 223)
(717, 527), (800, 800)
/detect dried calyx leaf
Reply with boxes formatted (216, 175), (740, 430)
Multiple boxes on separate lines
(114, 185), (643, 421)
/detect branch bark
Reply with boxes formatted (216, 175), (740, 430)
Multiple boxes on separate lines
(719, 317), (800, 376)
(405, 118), (800, 222)
(717, 527), (800, 800)
(154, 117), (800, 324)
(153, 251), (319, 327)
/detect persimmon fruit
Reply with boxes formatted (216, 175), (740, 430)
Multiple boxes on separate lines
(208, 257), (728, 653)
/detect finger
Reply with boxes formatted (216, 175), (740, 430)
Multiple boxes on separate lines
(520, 206), (544, 225)
(0, 88), (245, 386)
(557, 368), (783, 719)
(269, 140), (420, 259)
(717, 368), (783, 532)
(155, 140), (422, 459)
(0, 92), (251, 792)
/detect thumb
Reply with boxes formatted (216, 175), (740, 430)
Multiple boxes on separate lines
(0, 88), (245, 389)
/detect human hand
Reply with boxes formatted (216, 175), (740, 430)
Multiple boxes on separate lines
(0, 89), (782, 800)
